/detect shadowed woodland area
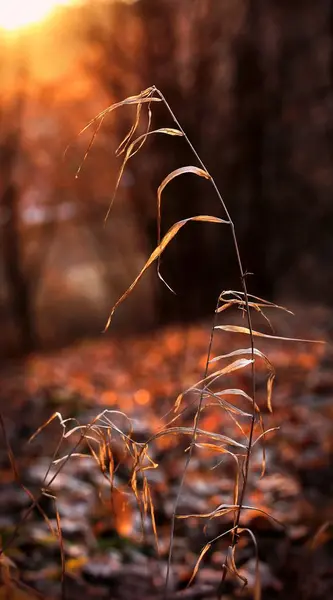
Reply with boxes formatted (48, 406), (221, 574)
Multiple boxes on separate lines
(0, 1), (333, 599)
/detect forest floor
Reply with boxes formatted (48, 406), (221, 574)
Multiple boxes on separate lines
(0, 306), (332, 600)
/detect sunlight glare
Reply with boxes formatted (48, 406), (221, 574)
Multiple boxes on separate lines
(0, 0), (73, 32)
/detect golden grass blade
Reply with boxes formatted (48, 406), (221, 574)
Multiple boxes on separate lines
(104, 215), (227, 330)
(209, 347), (270, 365)
(175, 358), (254, 412)
(212, 389), (260, 413)
(98, 439), (107, 473)
(66, 88), (160, 170)
(224, 407), (249, 440)
(115, 101), (144, 157)
(157, 167), (211, 239)
(84, 437), (102, 469)
(216, 299), (284, 328)
(127, 127), (183, 154)
(253, 427), (280, 446)
(122, 104), (152, 162)
(187, 543), (211, 586)
(75, 115), (105, 179)
(178, 504), (283, 528)
(207, 387), (266, 476)
(151, 426), (247, 448)
(267, 375), (274, 412)
(77, 89), (159, 137)
(238, 528), (261, 600)
(218, 290), (294, 314)
(143, 476), (149, 515)
(209, 348), (275, 412)
(309, 521), (332, 550)
(150, 127), (183, 136)
(157, 166), (213, 289)
(197, 389), (252, 417)
(147, 485), (159, 553)
(195, 442), (234, 455)
(29, 412), (64, 443)
(177, 507), (236, 520)
(105, 127), (183, 223)
(105, 103), (152, 222)
(229, 544), (247, 587)
(217, 291), (292, 329)
(216, 299), (240, 313)
(107, 441), (115, 485)
(241, 506), (284, 528)
(215, 325), (325, 344)
(211, 388), (265, 478)
(202, 360), (254, 389)
(52, 453), (91, 465)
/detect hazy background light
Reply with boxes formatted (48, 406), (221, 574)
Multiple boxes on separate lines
(0, 0), (76, 31)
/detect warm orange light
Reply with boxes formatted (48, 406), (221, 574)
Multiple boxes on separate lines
(0, 1), (74, 32)
(134, 389), (151, 405)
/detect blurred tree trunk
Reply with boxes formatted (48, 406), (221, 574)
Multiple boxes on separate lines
(0, 137), (37, 353)
(0, 46), (38, 354)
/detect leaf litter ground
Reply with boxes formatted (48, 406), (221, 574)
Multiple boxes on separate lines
(0, 308), (332, 600)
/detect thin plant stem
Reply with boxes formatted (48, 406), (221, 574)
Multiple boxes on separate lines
(154, 87), (257, 596)
(163, 299), (219, 598)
